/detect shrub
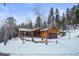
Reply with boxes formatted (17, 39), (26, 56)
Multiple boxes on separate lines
(60, 32), (66, 37)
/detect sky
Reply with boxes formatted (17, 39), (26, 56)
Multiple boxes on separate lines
(0, 3), (77, 26)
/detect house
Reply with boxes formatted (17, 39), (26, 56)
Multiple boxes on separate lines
(19, 28), (41, 38)
(40, 28), (48, 38)
(19, 28), (33, 37)
(32, 28), (40, 37)
(40, 27), (59, 39)
(19, 27), (59, 39)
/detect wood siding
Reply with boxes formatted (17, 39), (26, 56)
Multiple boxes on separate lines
(19, 27), (59, 39)
(40, 27), (59, 39)
(48, 27), (59, 33)
(40, 31), (47, 38)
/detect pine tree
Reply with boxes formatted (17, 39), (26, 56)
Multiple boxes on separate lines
(20, 23), (26, 28)
(28, 20), (33, 29)
(55, 8), (60, 28)
(75, 8), (79, 24)
(71, 5), (77, 26)
(35, 16), (43, 28)
(61, 13), (67, 30)
(43, 21), (47, 28)
(47, 8), (55, 28)
(66, 8), (72, 25)
(25, 23), (28, 28)
(77, 3), (79, 8)
(75, 4), (79, 25)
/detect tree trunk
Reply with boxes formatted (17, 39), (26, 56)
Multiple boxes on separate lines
(4, 31), (7, 46)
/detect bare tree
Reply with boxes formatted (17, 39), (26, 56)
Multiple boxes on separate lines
(1, 17), (16, 45)
(33, 4), (42, 17)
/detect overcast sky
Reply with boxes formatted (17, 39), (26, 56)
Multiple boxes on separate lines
(0, 3), (77, 26)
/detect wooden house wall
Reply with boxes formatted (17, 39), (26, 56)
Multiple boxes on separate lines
(40, 27), (59, 39)
(19, 29), (41, 37)
(31, 32), (34, 37)
(48, 28), (59, 33)
(40, 31), (47, 38)
(33, 29), (40, 37)
(19, 31), (32, 37)
(48, 33), (57, 39)
(19, 27), (59, 39)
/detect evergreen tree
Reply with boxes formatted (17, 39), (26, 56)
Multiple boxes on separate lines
(74, 4), (79, 25)
(28, 20), (33, 29)
(66, 8), (72, 25)
(55, 8), (60, 28)
(43, 21), (47, 28)
(20, 23), (26, 28)
(35, 16), (43, 28)
(61, 13), (67, 30)
(25, 23), (28, 28)
(77, 3), (79, 8)
(71, 5), (77, 26)
(75, 8), (79, 24)
(47, 8), (55, 28)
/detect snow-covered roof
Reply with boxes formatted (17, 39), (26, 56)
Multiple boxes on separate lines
(32, 28), (40, 31)
(19, 28), (33, 32)
(19, 28), (40, 32)
(19, 27), (58, 32)
(40, 28), (49, 31)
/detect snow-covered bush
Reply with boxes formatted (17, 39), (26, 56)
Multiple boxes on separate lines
(59, 31), (66, 37)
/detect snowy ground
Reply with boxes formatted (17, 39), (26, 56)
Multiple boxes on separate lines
(0, 28), (79, 56)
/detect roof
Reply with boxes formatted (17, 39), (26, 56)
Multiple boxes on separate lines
(19, 28), (33, 32)
(40, 27), (59, 31)
(19, 27), (59, 32)
(40, 28), (49, 31)
(19, 28), (40, 32)
(32, 28), (40, 31)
